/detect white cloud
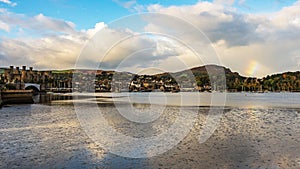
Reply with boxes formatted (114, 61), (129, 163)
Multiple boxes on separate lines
(113, 0), (145, 12)
(0, 20), (9, 32)
(0, 10), (76, 35)
(0, 20), (179, 72)
(0, 11), (85, 69)
(1, 1), (300, 78)
(0, 35), (83, 69)
(144, 1), (300, 77)
(33, 13), (76, 34)
(0, 8), (7, 13)
(85, 22), (106, 37)
(77, 26), (187, 73)
(0, 0), (17, 7)
(214, 0), (235, 6)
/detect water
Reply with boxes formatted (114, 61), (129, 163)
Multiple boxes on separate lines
(40, 92), (300, 108)
(0, 92), (299, 168)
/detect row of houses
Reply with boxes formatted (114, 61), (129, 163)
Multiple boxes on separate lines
(128, 75), (180, 92)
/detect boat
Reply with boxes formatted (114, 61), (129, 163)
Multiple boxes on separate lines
(171, 89), (180, 93)
(0, 93), (3, 108)
(1, 90), (34, 105)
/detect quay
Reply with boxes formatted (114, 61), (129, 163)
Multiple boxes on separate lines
(0, 90), (34, 106)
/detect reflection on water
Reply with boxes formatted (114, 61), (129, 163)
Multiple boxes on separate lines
(0, 92), (299, 168)
(33, 92), (300, 108)
(33, 94), (73, 104)
(100, 103), (178, 138)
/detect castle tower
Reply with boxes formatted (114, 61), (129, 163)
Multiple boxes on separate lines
(7, 66), (14, 83)
(29, 67), (33, 82)
(21, 66), (27, 83)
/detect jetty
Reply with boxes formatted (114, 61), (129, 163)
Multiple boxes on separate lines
(0, 90), (34, 106)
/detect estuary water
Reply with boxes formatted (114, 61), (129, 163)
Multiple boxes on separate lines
(0, 92), (299, 168)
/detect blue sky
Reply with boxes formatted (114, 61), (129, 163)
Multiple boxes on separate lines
(0, 0), (299, 77)
(2, 0), (297, 30)
(2, 0), (198, 30)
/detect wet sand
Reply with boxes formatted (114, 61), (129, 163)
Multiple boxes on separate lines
(0, 103), (299, 169)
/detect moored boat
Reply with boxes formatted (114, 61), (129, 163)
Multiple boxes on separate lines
(0, 92), (3, 108)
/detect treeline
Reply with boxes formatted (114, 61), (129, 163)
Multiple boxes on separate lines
(225, 70), (300, 92)
(261, 72), (300, 92)
(186, 65), (300, 92)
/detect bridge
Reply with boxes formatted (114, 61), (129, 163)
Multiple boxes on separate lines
(24, 83), (40, 92)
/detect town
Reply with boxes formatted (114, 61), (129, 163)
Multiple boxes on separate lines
(1, 65), (300, 93)
(0, 66), (185, 93)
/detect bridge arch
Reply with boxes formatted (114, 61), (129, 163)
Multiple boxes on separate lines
(24, 83), (40, 94)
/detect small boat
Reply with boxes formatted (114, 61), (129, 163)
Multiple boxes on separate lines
(0, 94), (3, 108)
(171, 89), (180, 93)
(1, 90), (34, 105)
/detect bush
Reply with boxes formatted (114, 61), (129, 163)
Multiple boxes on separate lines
(4, 84), (16, 90)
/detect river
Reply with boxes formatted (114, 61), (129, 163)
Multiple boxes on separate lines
(0, 92), (299, 168)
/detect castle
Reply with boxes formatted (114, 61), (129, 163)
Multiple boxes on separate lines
(0, 66), (52, 84)
(0, 66), (71, 91)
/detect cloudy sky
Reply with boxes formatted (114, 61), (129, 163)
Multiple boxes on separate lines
(0, 0), (299, 77)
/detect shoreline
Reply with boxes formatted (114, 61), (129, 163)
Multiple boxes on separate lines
(35, 92), (300, 109)
(0, 90), (34, 106)
(1, 91), (300, 109)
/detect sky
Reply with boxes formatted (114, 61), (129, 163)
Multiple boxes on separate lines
(0, 0), (299, 78)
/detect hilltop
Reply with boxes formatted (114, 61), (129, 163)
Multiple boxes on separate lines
(1, 65), (300, 92)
